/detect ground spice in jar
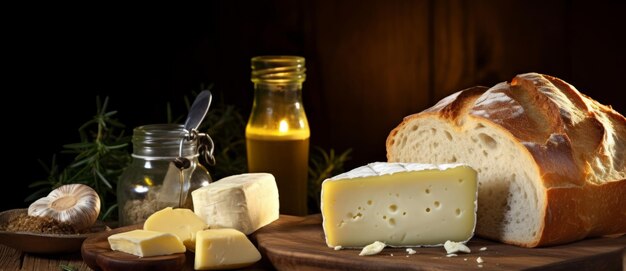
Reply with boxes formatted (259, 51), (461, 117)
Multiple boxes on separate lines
(122, 188), (159, 225)
(0, 214), (78, 234)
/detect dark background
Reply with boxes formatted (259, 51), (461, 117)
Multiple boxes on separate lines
(3, 1), (625, 210)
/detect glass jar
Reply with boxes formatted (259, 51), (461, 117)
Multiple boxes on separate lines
(117, 124), (211, 226)
(246, 56), (310, 216)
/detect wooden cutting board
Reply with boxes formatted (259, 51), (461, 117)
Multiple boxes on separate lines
(81, 223), (271, 271)
(81, 224), (187, 271)
(251, 215), (626, 271)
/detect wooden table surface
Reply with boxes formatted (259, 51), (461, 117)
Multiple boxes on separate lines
(253, 215), (626, 271)
(1, 245), (625, 271)
(0, 234), (625, 271)
(0, 244), (90, 271)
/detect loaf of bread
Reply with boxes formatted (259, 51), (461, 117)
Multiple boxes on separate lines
(386, 73), (626, 247)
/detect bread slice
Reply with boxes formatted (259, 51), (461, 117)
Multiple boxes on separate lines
(386, 73), (626, 247)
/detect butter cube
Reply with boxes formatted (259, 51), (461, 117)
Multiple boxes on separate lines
(144, 207), (208, 251)
(322, 162), (477, 247)
(108, 230), (186, 257)
(195, 229), (262, 270)
(192, 173), (279, 235)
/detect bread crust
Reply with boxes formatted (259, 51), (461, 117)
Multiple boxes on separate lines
(386, 73), (626, 247)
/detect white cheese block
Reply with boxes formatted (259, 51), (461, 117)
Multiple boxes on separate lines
(108, 230), (186, 257)
(321, 162), (477, 248)
(192, 173), (279, 235)
(143, 207), (207, 251)
(194, 229), (261, 270)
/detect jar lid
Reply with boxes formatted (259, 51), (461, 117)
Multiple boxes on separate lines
(132, 124), (196, 158)
(251, 56), (306, 83)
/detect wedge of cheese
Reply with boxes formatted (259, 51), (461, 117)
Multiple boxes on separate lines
(192, 173), (279, 235)
(321, 162), (477, 248)
(143, 207), (207, 251)
(108, 230), (186, 257)
(194, 229), (261, 270)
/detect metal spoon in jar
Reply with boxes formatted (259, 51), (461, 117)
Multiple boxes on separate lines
(172, 90), (213, 207)
(184, 90), (212, 137)
(174, 90), (213, 169)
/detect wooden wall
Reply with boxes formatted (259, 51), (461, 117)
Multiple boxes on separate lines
(24, 0), (626, 170)
(5, 1), (626, 209)
(293, 0), (626, 168)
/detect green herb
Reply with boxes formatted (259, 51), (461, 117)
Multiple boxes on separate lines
(308, 147), (352, 212)
(27, 97), (131, 221)
(59, 264), (77, 271)
(28, 88), (351, 217)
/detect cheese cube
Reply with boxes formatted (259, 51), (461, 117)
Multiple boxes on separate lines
(108, 230), (186, 257)
(194, 229), (262, 270)
(143, 207), (208, 251)
(192, 173), (279, 235)
(321, 162), (477, 248)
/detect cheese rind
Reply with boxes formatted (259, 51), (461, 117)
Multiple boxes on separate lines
(107, 230), (186, 257)
(321, 162), (477, 248)
(192, 173), (279, 235)
(143, 207), (207, 251)
(194, 229), (262, 270)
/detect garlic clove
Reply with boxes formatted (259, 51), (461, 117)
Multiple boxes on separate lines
(28, 184), (101, 231)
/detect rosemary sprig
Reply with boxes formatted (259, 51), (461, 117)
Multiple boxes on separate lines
(27, 97), (130, 221)
(28, 90), (352, 218)
(308, 147), (352, 212)
(59, 264), (78, 271)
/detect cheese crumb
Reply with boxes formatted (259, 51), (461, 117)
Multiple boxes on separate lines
(334, 246), (342, 251)
(406, 248), (417, 255)
(464, 258), (468, 261)
(390, 253), (394, 256)
(477, 257), (484, 263)
(479, 247), (487, 251)
(446, 254), (458, 257)
(406, 255), (409, 257)
(359, 241), (386, 256)
(444, 240), (471, 254)
(478, 264), (483, 268)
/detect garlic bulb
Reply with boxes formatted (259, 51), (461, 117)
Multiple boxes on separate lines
(28, 184), (101, 231)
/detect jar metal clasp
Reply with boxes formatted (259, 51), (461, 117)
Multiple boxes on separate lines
(173, 90), (216, 170)
(175, 129), (216, 170)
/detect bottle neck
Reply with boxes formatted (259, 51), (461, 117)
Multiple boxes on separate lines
(250, 55), (306, 101)
(247, 55), (309, 139)
(253, 81), (303, 101)
(131, 124), (197, 160)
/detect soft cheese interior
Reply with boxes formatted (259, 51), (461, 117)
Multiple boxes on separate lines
(108, 229), (186, 257)
(321, 162), (477, 248)
(192, 173), (279, 235)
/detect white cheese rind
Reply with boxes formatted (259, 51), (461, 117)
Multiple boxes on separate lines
(192, 173), (279, 235)
(321, 162), (477, 248)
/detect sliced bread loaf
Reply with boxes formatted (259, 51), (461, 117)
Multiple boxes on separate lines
(386, 73), (626, 247)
